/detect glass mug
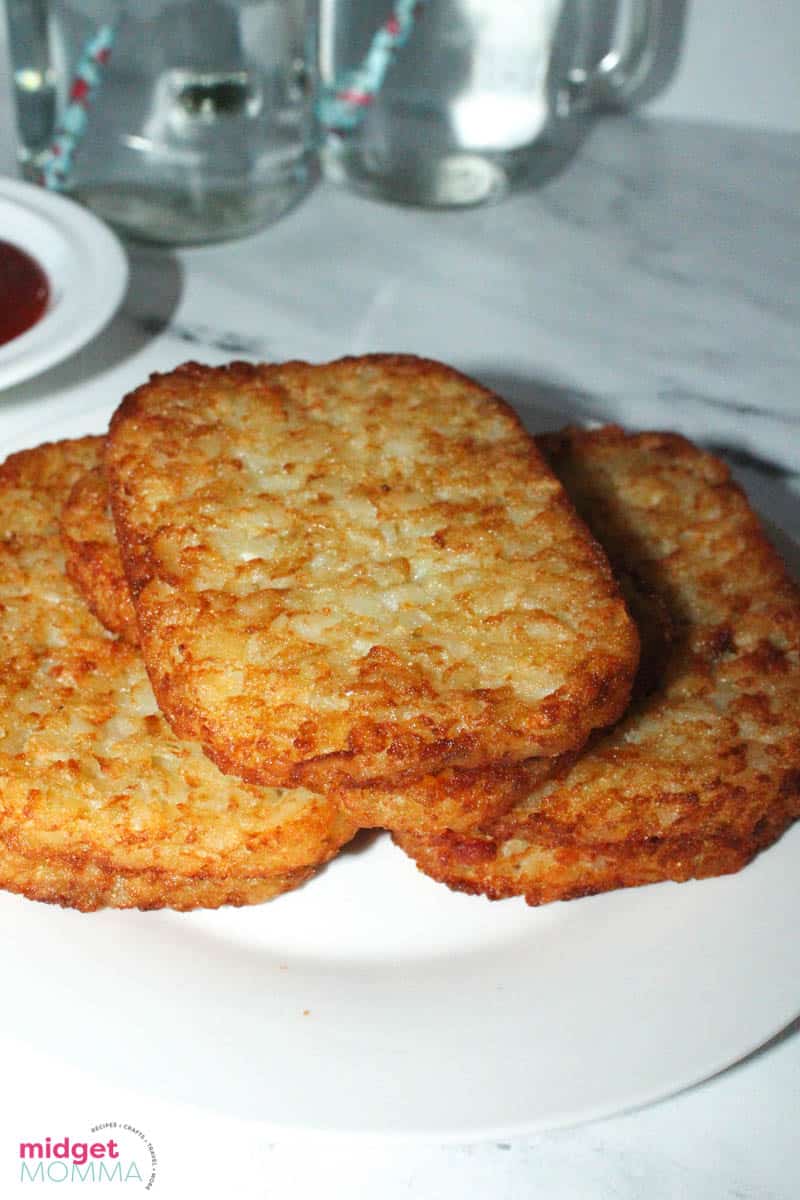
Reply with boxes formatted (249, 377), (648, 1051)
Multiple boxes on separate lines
(319, 0), (661, 207)
(4, 0), (317, 243)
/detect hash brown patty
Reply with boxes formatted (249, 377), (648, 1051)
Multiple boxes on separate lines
(106, 356), (639, 790)
(60, 460), (545, 834)
(1, 838), (314, 913)
(396, 428), (800, 903)
(0, 439), (357, 911)
(61, 465), (139, 644)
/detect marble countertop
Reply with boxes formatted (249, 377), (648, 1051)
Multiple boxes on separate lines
(1, 77), (800, 1200)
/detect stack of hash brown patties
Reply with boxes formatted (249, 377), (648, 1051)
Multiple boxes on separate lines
(1, 356), (798, 911)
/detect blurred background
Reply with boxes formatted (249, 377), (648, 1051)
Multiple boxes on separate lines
(638, 0), (798, 130)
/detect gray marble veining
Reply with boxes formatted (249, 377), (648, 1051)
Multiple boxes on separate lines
(4, 114), (798, 487)
(108, 115), (798, 473)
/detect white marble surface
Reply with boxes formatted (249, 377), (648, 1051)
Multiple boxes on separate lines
(2, 16), (800, 1200)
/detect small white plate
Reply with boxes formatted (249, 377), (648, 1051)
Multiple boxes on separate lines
(0, 178), (128, 390)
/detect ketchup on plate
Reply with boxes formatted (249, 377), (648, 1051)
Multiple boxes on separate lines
(0, 240), (50, 346)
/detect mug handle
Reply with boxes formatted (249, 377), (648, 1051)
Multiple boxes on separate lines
(566, 0), (663, 111)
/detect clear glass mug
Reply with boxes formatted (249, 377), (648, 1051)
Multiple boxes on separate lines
(319, 0), (662, 207)
(4, 0), (317, 243)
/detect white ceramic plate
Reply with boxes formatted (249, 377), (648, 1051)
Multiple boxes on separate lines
(1, 821), (798, 1140)
(0, 178), (128, 390)
(0, 400), (797, 1141)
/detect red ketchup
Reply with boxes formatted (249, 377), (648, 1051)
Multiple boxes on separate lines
(0, 240), (50, 346)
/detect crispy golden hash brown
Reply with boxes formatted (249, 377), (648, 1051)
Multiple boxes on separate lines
(105, 356), (639, 791)
(336, 759), (557, 835)
(0, 439), (357, 911)
(396, 428), (800, 904)
(1, 839), (314, 913)
(60, 461), (544, 834)
(61, 465), (138, 644)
